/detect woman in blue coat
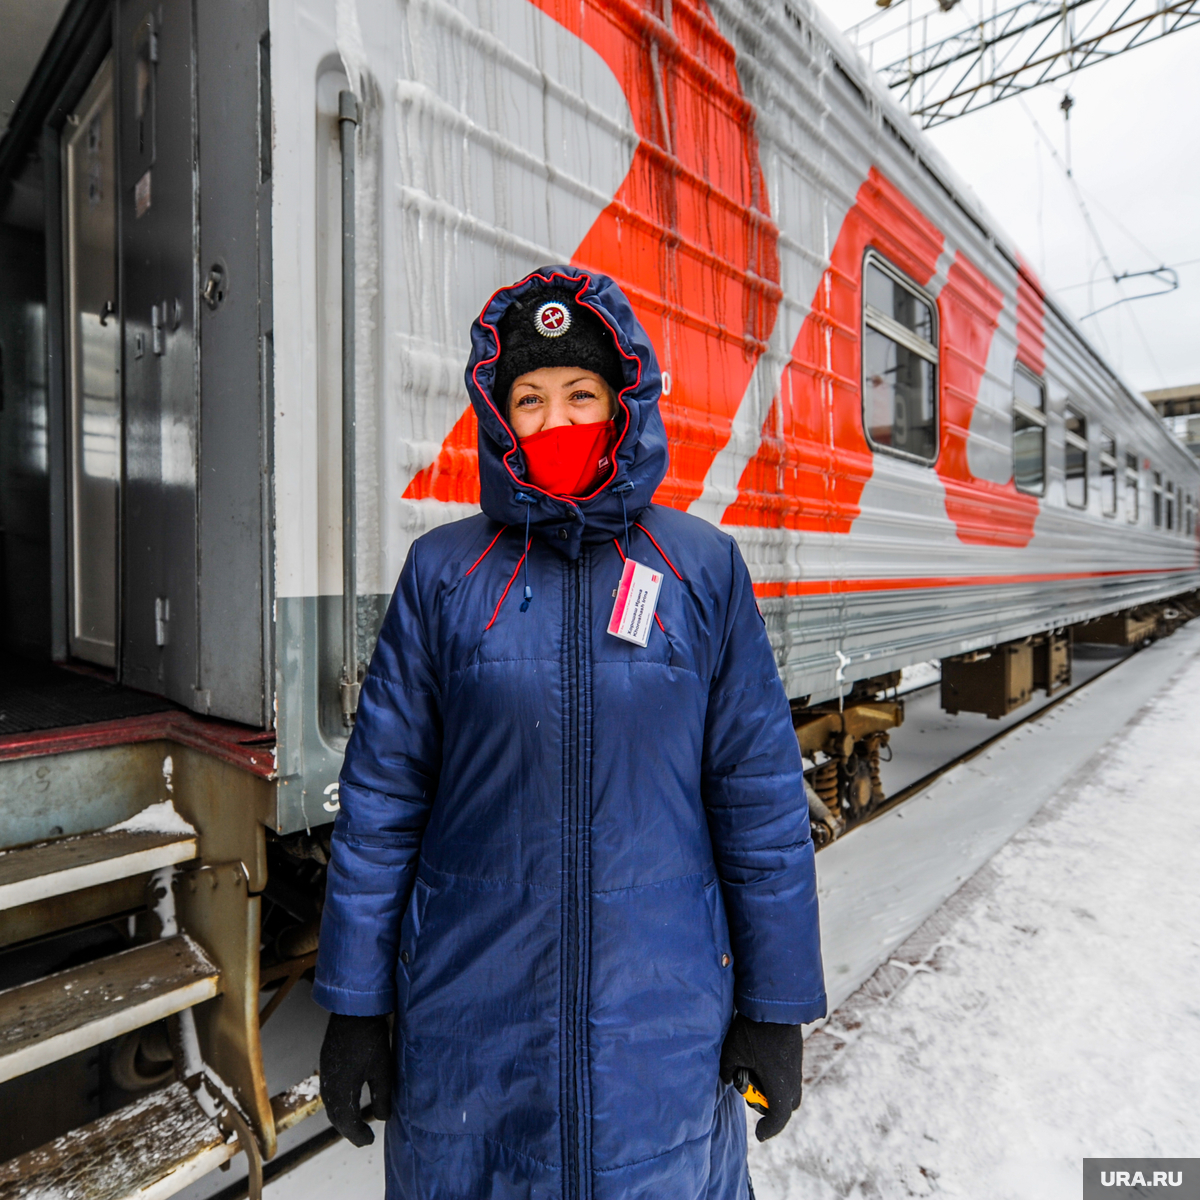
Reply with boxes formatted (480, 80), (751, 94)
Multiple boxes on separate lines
(313, 266), (826, 1200)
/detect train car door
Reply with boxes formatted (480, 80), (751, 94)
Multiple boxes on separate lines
(62, 56), (120, 667)
(116, 0), (199, 704)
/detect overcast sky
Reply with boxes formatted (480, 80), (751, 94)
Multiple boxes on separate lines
(821, 0), (1200, 395)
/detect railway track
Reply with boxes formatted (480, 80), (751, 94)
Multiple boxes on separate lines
(853, 642), (1149, 838)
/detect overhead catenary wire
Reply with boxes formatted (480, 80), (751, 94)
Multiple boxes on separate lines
(1016, 96), (1172, 385)
(1055, 256), (1200, 293)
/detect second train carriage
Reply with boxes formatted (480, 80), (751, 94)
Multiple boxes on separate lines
(0, 0), (1197, 1183)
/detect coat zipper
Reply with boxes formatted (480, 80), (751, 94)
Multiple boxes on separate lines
(563, 551), (592, 1200)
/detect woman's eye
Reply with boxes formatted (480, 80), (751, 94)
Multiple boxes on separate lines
(515, 395), (539, 408)
(570, 390), (598, 403)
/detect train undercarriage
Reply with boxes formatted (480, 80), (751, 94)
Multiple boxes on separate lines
(794, 591), (1199, 846)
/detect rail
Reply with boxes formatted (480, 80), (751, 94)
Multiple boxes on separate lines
(851, 643), (1142, 837)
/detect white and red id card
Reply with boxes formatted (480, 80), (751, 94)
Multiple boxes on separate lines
(607, 558), (663, 647)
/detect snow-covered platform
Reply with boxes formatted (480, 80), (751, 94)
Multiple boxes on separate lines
(751, 621), (1200, 1198)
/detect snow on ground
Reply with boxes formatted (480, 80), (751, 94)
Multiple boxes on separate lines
(263, 1131), (387, 1198)
(896, 661), (940, 695)
(749, 643), (1200, 1200)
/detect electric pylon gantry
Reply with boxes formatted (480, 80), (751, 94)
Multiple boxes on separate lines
(849, 0), (1200, 127)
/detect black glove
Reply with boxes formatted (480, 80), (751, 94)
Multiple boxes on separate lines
(319, 1013), (393, 1147)
(719, 1014), (805, 1142)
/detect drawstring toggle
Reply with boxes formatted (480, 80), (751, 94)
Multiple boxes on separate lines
(514, 491), (537, 613)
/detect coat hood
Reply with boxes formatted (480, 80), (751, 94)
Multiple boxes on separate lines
(465, 266), (668, 558)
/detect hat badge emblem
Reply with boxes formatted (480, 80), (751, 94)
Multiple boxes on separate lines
(534, 301), (571, 338)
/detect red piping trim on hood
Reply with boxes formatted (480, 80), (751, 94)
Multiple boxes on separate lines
(470, 269), (645, 510)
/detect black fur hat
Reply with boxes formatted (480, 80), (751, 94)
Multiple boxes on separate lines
(493, 286), (626, 412)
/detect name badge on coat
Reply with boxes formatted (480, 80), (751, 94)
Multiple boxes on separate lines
(608, 559), (662, 647)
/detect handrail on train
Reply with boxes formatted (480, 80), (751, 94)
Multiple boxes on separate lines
(339, 90), (360, 726)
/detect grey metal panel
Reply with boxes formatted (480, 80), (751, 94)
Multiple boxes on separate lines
(763, 567), (1200, 703)
(118, 0), (199, 704)
(274, 594), (343, 835)
(273, 593), (390, 835)
(257, 9), (275, 731)
(193, 0), (270, 724)
(0, 745), (161, 849)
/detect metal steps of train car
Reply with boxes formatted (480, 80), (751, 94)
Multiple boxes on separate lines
(0, 935), (220, 1085)
(0, 1074), (325, 1200)
(0, 1079), (229, 1200)
(0, 826), (198, 911)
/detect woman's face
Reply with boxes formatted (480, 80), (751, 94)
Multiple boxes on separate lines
(508, 367), (613, 440)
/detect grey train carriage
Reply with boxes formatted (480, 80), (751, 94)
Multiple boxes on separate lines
(0, 0), (1196, 1189)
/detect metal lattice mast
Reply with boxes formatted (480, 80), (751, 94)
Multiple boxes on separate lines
(851, 0), (1200, 127)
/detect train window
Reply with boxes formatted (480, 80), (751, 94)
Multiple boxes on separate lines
(1186, 494), (1195, 537)
(1064, 406), (1087, 508)
(1124, 453), (1139, 523)
(1012, 367), (1046, 494)
(1165, 481), (1175, 531)
(1099, 432), (1117, 517)
(862, 255), (938, 464)
(1152, 471), (1162, 527)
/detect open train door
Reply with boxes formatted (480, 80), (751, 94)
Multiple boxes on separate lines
(0, 0), (283, 1181)
(56, 0), (202, 694)
(13, 0), (273, 724)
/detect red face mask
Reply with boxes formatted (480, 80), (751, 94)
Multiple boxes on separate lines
(519, 419), (618, 497)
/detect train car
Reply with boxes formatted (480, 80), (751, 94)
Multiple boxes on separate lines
(0, 0), (1197, 1190)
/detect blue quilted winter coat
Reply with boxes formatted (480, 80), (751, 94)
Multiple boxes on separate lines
(313, 267), (826, 1200)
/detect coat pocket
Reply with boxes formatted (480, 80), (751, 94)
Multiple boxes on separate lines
(703, 878), (733, 972)
(704, 878), (736, 1024)
(395, 875), (433, 1015)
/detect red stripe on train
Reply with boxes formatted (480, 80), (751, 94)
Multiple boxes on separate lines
(404, 0), (780, 509)
(724, 167), (944, 533)
(937, 251), (1039, 548)
(1015, 258), (1046, 377)
(751, 565), (1196, 598)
